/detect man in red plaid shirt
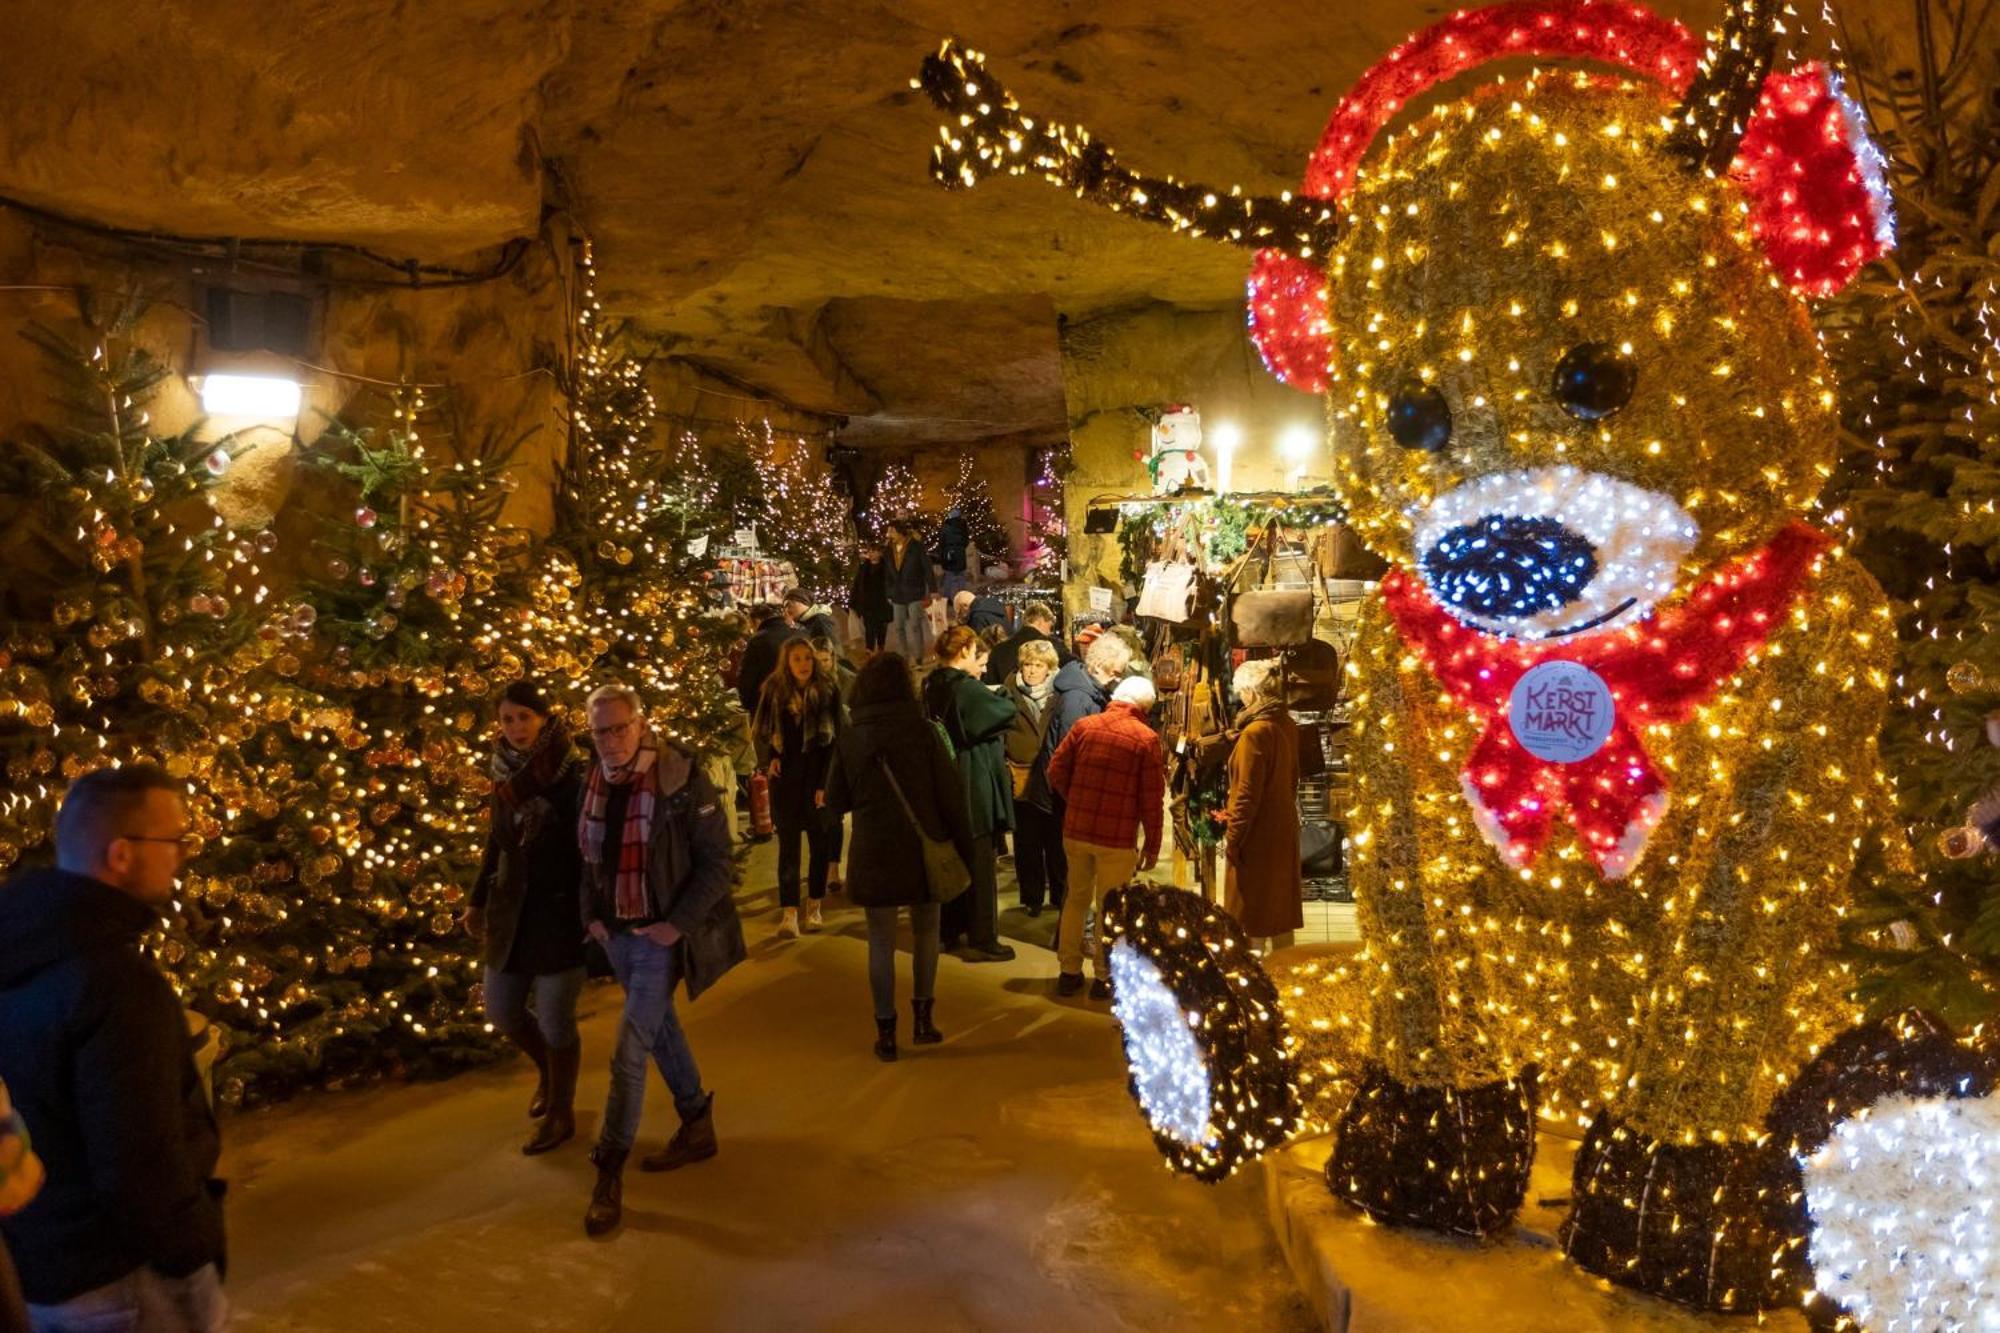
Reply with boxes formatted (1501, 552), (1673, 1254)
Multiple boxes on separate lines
(1046, 675), (1164, 999)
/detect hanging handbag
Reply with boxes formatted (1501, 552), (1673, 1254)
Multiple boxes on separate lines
(876, 752), (971, 903)
(1136, 522), (1197, 624)
(1312, 524), (1389, 581)
(1228, 524), (1314, 647)
(1281, 638), (1343, 713)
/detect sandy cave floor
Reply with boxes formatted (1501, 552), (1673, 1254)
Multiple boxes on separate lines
(217, 836), (1313, 1332)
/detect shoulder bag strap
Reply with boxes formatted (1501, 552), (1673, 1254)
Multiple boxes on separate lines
(875, 753), (930, 839)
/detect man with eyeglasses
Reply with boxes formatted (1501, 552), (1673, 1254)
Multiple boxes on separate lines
(0, 764), (229, 1331)
(577, 683), (744, 1238)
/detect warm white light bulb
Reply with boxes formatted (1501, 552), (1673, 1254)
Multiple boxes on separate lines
(1281, 423), (1320, 461)
(200, 375), (302, 419)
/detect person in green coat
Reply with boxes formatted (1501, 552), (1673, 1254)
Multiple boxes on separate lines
(923, 625), (1018, 961)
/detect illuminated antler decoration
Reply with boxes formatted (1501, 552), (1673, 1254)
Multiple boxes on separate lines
(915, 39), (1342, 261)
(1664, 0), (1781, 170)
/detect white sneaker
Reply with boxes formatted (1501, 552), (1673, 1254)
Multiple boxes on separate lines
(804, 901), (824, 931)
(776, 908), (800, 940)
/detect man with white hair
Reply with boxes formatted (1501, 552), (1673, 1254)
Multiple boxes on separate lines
(1223, 659), (1303, 954)
(577, 682), (744, 1238)
(1045, 674), (1165, 1000)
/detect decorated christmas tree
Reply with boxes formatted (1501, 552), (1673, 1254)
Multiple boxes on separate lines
(216, 385), (548, 1100)
(747, 422), (855, 604)
(552, 240), (736, 752)
(863, 460), (925, 539)
(1022, 444), (1067, 577)
(1825, 0), (2000, 1027)
(0, 299), (303, 1077)
(944, 453), (1010, 563)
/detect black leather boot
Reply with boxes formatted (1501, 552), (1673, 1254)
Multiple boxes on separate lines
(515, 1024), (551, 1119)
(584, 1145), (625, 1237)
(910, 999), (942, 1045)
(523, 1042), (579, 1156)
(874, 1016), (898, 1062)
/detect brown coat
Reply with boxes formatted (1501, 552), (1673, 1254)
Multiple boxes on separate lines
(1223, 700), (1304, 936)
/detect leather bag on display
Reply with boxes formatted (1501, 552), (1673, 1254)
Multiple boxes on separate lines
(1228, 524), (1314, 647)
(1282, 638), (1343, 713)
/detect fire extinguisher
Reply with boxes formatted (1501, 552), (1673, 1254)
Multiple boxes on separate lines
(748, 770), (775, 840)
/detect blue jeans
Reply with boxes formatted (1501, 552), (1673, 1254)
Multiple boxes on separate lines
(890, 600), (930, 660)
(483, 965), (584, 1050)
(28, 1263), (227, 1332)
(598, 932), (707, 1154)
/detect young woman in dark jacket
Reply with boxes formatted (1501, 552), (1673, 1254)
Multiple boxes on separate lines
(848, 543), (893, 652)
(826, 652), (975, 1061)
(753, 638), (845, 939)
(1001, 638), (1065, 916)
(466, 680), (589, 1155)
(924, 626), (1018, 961)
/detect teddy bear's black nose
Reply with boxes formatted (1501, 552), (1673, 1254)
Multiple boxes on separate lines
(1420, 515), (1598, 621)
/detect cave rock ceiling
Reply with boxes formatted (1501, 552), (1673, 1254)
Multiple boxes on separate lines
(4, 0), (1811, 448)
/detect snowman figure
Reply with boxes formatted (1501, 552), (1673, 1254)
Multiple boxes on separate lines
(1149, 406), (1211, 495)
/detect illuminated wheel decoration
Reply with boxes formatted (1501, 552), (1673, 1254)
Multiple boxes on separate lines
(1769, 1011), (2000, 1330)
(1102, 883), (1299, 1182)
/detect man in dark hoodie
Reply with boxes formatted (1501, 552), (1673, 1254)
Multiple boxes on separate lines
(0, 764), (228, 1330)
(935, 508), (971, 600)
(735, 603), (798, 715)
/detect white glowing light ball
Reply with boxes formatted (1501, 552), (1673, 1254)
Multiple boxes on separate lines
(1803, 1092), (2000, 1331)
(1109, 940), (1214, 1149)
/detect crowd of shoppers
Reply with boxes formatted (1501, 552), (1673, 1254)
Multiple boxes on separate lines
(0, 522), (1313, 1320)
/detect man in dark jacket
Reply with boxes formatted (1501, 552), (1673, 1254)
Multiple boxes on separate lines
(736, 603), (797, 714)
(0, 764), (229, 1329)
(952, 589), (1008, 635)
(885, 520), (937, 659)
(935, 508), (971, 598)
(579, 682), (743, 1239)
(782, 587), (841, 645)
(983, 601), (1074, 685)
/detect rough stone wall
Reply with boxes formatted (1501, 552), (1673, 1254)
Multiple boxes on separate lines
(1058, 303), (1320, 617)
(0, 211), (571, 563)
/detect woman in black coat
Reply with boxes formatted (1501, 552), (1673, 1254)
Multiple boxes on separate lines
(754, 638), (846, 939)
(849, 542), (894, 652)
(825, 652), (975, 1062)
(466, 679), (589, 1155)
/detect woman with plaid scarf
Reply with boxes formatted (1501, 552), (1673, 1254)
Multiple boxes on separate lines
(577, 682), (744, 1239)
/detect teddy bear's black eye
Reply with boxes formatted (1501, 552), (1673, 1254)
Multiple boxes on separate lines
(1551, 342), (1638, 420)
(1387, 380), (1453, 452)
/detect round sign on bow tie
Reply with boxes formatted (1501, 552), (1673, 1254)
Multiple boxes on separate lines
(1508, 660), (1616, 764)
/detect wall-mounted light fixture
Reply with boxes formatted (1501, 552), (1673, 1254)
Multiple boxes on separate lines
(199, 373), (302, 419)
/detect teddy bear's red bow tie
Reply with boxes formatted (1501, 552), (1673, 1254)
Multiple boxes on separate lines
(1381, 522), (1829, 879)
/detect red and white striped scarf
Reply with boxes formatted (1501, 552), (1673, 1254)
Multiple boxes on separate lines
(579, 723), (660, 921)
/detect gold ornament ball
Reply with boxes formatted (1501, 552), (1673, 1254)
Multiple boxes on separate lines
(1947, 660), (1984, 695)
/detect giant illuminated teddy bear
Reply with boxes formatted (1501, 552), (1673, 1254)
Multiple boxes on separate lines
(922, 1), (2000, 1323)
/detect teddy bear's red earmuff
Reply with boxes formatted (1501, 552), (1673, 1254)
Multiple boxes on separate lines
(1247, 0), (1896, 393)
